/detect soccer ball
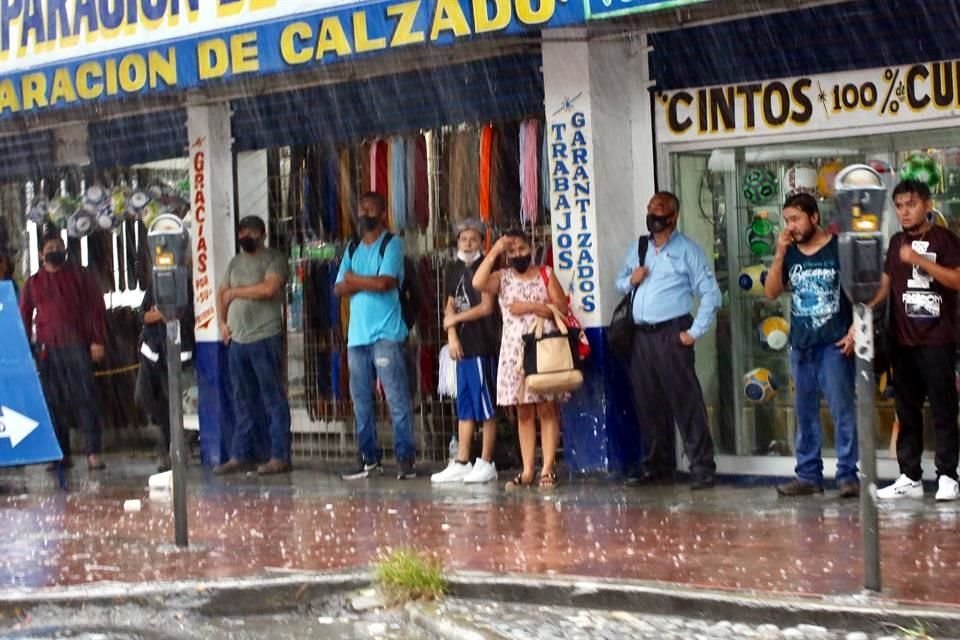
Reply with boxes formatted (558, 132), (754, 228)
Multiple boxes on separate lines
(782, 165), (817, 197)
(738, 264), (768, 296)
(126, 190), (152, 219)
(758, 316), (789, 351)
(746, 214), (776, 256)
(900, 153), (941, 190)
(817, 160), (844, 198)
(67, 208), (96, 238)
(742, 168), (778, 205)
(744, 367), (778, 403)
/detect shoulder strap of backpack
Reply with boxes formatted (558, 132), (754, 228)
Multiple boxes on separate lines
(376, 232), (394, 276)
(347, 239), (359, 260)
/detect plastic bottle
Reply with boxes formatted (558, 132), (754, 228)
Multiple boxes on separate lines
(448, 436), (458, 462)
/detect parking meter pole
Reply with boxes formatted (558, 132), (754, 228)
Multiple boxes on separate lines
(166, 320), (188, 548)
(148, 213), (192, 550)
(834, 164), (887, 594)
(854, 304), (880, 592)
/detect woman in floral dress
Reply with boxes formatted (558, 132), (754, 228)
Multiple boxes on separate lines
(472, 230), (568, 489)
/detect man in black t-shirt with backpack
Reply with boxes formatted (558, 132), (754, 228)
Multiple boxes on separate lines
(431, 218), (501, 484)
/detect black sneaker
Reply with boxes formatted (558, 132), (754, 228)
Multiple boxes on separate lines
(397, 459), (416, 480)
(776, 478), (824, 497)
(341, 458), (382, 480)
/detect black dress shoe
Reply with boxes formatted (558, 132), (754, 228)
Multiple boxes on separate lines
(624, 470), (675, 486)
(690, 474), (715, 490)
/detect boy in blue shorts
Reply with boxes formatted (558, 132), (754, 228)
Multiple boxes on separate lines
(432, 218), (500, 484)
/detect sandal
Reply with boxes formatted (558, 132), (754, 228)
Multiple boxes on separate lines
(539, 472), (558, 489)
(506, 473), (535, 490)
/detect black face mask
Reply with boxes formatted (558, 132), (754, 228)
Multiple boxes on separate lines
(358, 216), (380, 233)
(509, 254), (532, 273)
(44, 251), (66, 267)
(238, 237), (258, 253)
(646, 214), (673, 234)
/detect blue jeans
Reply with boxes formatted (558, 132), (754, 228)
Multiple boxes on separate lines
(791, 343), (858, 485)
(229, 335), (291, 462)
(348, 340), (415, 463)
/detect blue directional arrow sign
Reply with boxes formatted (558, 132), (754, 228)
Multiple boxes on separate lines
(0, 281), (62, 466)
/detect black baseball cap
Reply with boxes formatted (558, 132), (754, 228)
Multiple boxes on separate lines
(238, 216), (266, 233)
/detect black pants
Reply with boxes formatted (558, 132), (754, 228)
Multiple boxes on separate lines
(893, 344), (959, 481)
(627, 315), (716, 476)
(135, 354), (170, 453)
(39, 345), (102, 457)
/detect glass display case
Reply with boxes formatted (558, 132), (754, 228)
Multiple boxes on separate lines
(671, 127), (960, 461)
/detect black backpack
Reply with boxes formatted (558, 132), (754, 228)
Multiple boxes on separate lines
(348, 232), (421, 330)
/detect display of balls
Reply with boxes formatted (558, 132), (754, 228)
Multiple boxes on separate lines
(899, 153), (941, 189)
(742, 168), (778, 205)
(782, 165), (817, 197)
(817, 160), (844, 198)
(738, 264), (768, 296)
(746, 215), (776, 256)
(758, 316), (790, 351)
(743, 367), (778, 403)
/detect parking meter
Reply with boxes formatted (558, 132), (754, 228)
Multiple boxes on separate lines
(147, 214), (191, 320)
(834, 164), (888, 593)
(146, 213), (190, 548)
(835, 165), (887, 303)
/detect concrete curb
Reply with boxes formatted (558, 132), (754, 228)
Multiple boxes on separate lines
(3, 570), (959, 635)
(444, 572), (960, 636)
(0, 571), (370, 617)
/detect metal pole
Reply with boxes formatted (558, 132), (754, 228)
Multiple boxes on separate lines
(166, 320), (188, 548)
(854, 303), (880, 592)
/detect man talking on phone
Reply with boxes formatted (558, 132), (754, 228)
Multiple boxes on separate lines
(765, 193), (858, 498)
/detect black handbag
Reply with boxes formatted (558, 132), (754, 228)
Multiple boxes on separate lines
(607, 237), (649, 358)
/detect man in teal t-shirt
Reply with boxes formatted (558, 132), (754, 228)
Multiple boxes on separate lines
(335, 192), (415, 480)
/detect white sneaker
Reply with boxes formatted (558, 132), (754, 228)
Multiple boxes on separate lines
(935, 475), (960, 502)
(877, 474), (924, 499)
(431, 461), (472, 484)
(463, 459), (498, 484)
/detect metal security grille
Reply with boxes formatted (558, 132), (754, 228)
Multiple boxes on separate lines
(270, 121), (552, 467)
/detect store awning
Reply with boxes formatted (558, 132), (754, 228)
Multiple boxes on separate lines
(649, 0), (960, 90)
(231, 54), (544, 151)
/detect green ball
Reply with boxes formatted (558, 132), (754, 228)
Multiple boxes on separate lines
(899, 154), (941, 189)
(742, 169), (778, 205)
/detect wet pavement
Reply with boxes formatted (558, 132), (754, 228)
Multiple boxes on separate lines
(1, 456), (959, 609)
(437, 598), (954, 640)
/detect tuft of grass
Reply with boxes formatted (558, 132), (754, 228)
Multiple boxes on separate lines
(887, 620), (934, 639)
(374, 548), (448, 604)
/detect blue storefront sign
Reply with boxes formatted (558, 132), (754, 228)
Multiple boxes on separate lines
(0, 281), (63, 466)
(0, 0), (590, 120)
(585, 0), (707, 20)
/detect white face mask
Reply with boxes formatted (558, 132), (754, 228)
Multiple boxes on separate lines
(457, 250), (480, 264)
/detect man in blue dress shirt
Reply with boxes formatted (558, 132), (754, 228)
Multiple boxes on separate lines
(615, 191), (722, 489)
